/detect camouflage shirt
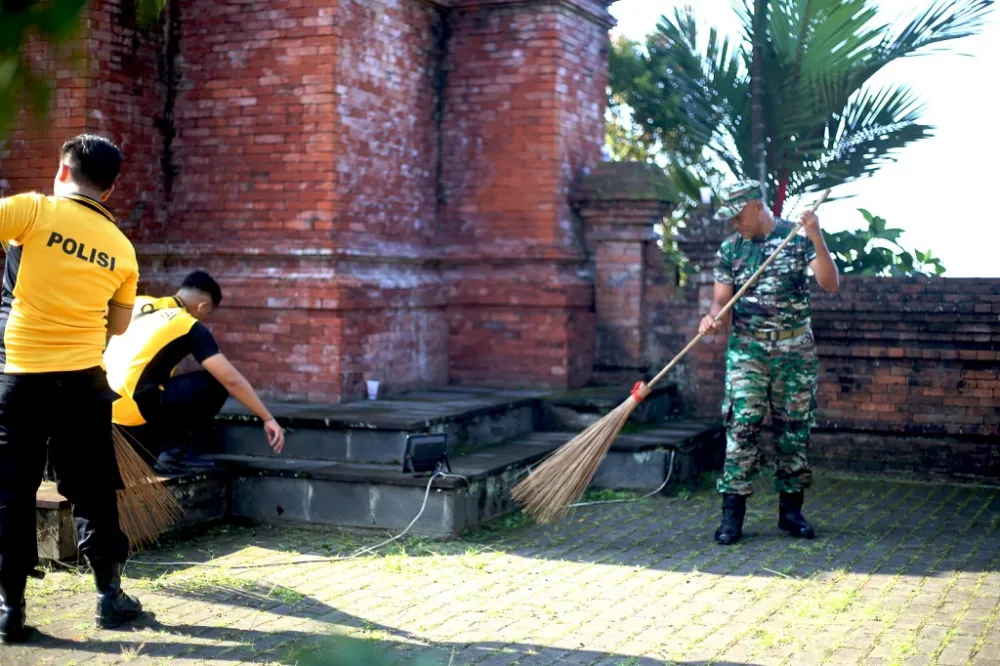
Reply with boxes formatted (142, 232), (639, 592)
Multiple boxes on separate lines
(713, 220), (817, 332)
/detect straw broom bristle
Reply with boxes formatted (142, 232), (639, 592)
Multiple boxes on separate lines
(511, 393), (642, 524)
(112, 426), (183, 551)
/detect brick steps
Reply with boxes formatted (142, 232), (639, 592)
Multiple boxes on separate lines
(212, 387), (545, 464)
(207, 419), (722, 536)
(35, 387), (724, 556)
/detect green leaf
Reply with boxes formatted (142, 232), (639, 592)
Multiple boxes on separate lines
(136, 0), (167, 27)
(33, 0), (87, 39)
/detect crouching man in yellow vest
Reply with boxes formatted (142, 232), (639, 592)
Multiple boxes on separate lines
(103, 271), (284, 473)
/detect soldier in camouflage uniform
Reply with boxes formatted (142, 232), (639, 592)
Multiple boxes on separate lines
(699, 180), (840, 545)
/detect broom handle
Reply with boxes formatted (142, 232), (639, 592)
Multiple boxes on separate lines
(646, 189), (830, 390)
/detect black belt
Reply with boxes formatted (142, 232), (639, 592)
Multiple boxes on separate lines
(737, 324), (810, 342)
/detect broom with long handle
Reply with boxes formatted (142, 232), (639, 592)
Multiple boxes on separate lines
(112, 424), (183, 551)
(511, 189), (831, 524)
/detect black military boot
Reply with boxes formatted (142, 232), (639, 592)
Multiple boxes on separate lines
(714, 493), (747, 545)
(0, 573), (31, 644)
(778, 491), (815, 539)
(91, 561), (144, 629)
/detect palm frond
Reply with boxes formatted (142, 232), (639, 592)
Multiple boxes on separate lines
(879, 0), (994, 59)
(789, 83), (931, 195)
(651, 7), (744, 155)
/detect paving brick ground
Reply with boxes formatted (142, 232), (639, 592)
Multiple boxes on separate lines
(3, 474), (999, 666)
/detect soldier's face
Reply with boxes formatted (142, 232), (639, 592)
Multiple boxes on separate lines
(731, 200), (769, 239)
(731, 202), (757, 239)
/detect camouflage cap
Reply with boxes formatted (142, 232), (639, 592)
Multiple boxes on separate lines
(713, 179), (765, 221)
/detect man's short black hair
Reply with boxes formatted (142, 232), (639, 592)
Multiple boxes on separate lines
(60, 134), (122, 192)
(181, 270), (223, 307)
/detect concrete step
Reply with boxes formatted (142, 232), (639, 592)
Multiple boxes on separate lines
(211, 439), (559, 538)
(212, 388), (546, 465)
(205, 420), (724, 536)
(521, 420), (725, 491)
(36, 471), (228, 563)
(540, 383), (681, 430)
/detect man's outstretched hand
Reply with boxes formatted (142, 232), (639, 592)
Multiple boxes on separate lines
(264, 418), (285, 453)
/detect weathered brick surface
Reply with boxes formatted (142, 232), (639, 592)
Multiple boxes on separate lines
(440, 3), (611, 389)
(1, 0), (613, 401)
(0, 0), (166, 241)
(154, 0), (452, 400)
(664, 209), (733, 414)
(811, 277), (1000, 438)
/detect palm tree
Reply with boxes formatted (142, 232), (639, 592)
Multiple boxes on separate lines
(609, 0), (994, 216)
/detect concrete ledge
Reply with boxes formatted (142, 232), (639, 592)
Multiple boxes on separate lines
(541, 383), (680, 430)
(228, 448), (541, 537)
(216, 388), (546, 431)
(213, 388), (543, 464)
(219, 423), (726, 535)
(35, 471), (229, 562)
(592, 423), (725, 491)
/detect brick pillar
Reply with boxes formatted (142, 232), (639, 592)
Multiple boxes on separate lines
(441, 0), (615, 390)
(572, 163), (676, 383)
(144, 0), (452, 403)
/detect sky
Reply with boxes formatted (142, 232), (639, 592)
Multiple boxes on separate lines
(608, 0), (1000, 277)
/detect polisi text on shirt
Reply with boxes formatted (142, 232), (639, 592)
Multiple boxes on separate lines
(46, 231), (116, 271)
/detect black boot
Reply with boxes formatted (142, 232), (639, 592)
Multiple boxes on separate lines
(778, 491), (815, 539)
(714, 493), (747, 545)
(0, 573), (31, 644)
(91, 561), (144, 629)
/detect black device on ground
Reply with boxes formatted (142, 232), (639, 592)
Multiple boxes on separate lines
(402, 433), (450, 475)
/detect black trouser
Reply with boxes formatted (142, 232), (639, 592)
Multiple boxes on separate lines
(0, 368), (129, 577)
(125, 370), (229, 461)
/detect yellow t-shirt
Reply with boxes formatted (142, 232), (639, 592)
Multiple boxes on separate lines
(0, 192), (139, 373)
(104, 295), (220, 426)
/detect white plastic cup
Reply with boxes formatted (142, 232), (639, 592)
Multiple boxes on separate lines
(366, 380), (380, 400)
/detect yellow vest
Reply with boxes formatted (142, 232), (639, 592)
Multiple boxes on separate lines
(104, 296), (200, 426)
(0, 193), (139, 373)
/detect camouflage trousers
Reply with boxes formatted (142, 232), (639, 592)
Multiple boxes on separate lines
(718, 328), (818, 496)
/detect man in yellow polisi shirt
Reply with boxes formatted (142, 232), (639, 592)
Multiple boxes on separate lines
(0, 135), (144, 643)
(104, 271), (284, 473)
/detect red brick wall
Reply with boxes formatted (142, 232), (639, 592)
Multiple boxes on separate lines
(663, 211), (731, 415)
(330, 0), (448, 398)
(811, 278), (1000, 438)
(668, 221), (1000, 432)
(1, 0), (614, 402)
(445, 262), (594, 387)
(167, 0), (336, 244)
(0, 0), (164, 242)
(87, 0), (168, 241)
(440, 3), (611, 389)
(593, 241), (644, 373)
(153, 0), (450, 401)
(335, 0), (441, 252)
